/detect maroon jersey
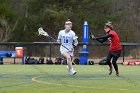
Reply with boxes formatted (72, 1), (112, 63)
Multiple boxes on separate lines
(108, 30), (122, 51)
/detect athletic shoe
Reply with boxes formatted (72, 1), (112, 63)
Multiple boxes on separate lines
(109, 68), (112, 75)
(69, 69), (77, 75)
(66, 66), (77, 75)
(116, 71), (119, 77)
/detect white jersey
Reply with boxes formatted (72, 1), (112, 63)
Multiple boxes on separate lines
(58, 30), (77, 56)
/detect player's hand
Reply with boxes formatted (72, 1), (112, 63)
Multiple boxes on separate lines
(73, 43), (77, 48)
(73, 45), (76, 48)
(89, 34), (96, 39)
(89, 32), (95, 39)
(57, 40), (61, 44)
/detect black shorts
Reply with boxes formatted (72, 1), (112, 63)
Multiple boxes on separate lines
(106, 50), (121, 62)
(108, 50), (121, 58)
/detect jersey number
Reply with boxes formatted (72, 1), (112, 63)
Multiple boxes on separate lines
(64, 39), (68, 43)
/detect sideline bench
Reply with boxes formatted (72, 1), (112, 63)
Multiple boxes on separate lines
(0, 50), (24, 64)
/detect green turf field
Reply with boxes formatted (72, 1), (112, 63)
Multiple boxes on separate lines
(0, 64), (140, 93)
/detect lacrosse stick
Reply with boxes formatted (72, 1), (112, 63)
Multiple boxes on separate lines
(38, 27), (56, 41)
(38, 27), (70, 51)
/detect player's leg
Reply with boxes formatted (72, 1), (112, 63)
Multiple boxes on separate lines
(112, 50), (121, 76)
(106, 52), (113, 75)
(61, 52), (77, 75)
(112, 56), (119, 76)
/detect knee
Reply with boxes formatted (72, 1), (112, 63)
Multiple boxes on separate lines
(106, 59), (111, 63)
(106, 58), (111, 63)
(112, 60), (117, 65)
(67, 57), (71, 60)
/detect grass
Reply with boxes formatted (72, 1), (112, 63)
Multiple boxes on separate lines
(0, 64), (140, 93)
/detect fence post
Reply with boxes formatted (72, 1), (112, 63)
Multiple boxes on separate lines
(123, 45), (125, 62)
(49, 44), (52, 60)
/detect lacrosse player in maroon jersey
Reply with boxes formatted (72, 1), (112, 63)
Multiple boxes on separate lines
(90, 21), (122, 76)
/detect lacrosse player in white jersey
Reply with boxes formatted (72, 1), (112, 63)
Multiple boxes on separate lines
(57, 19), (78, 75)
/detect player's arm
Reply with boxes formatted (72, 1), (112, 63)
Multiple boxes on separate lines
(57, 31), (61, 43)
(73, 35), (78, 48)
(95, 34), (112, 43)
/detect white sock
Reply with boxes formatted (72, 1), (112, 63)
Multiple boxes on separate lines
(67, 62), (73, 70)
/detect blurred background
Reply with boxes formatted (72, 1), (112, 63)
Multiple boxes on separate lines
(0, 0), (140, 62)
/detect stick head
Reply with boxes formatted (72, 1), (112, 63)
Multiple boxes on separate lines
(38, 27), (49, 36)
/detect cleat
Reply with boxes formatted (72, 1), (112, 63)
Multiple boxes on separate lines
(116, 71), (119, 77)
(69, 69), (77, 75)
(66, 66), (77, 75)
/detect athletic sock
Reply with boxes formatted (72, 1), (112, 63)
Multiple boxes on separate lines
(67, 62), (73, 70)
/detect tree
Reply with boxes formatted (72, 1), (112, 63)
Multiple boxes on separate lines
(24, 0), (118, 42)
(0, 0), (18, 42)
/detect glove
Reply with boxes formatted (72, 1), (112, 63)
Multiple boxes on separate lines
(73, 39), (78, 48)
(57, 40), (61, 44)
(89, 34), (96, 39)
(73, 44), (76, 48)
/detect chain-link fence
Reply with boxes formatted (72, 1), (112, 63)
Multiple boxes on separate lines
(0, 42), (139, 63)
